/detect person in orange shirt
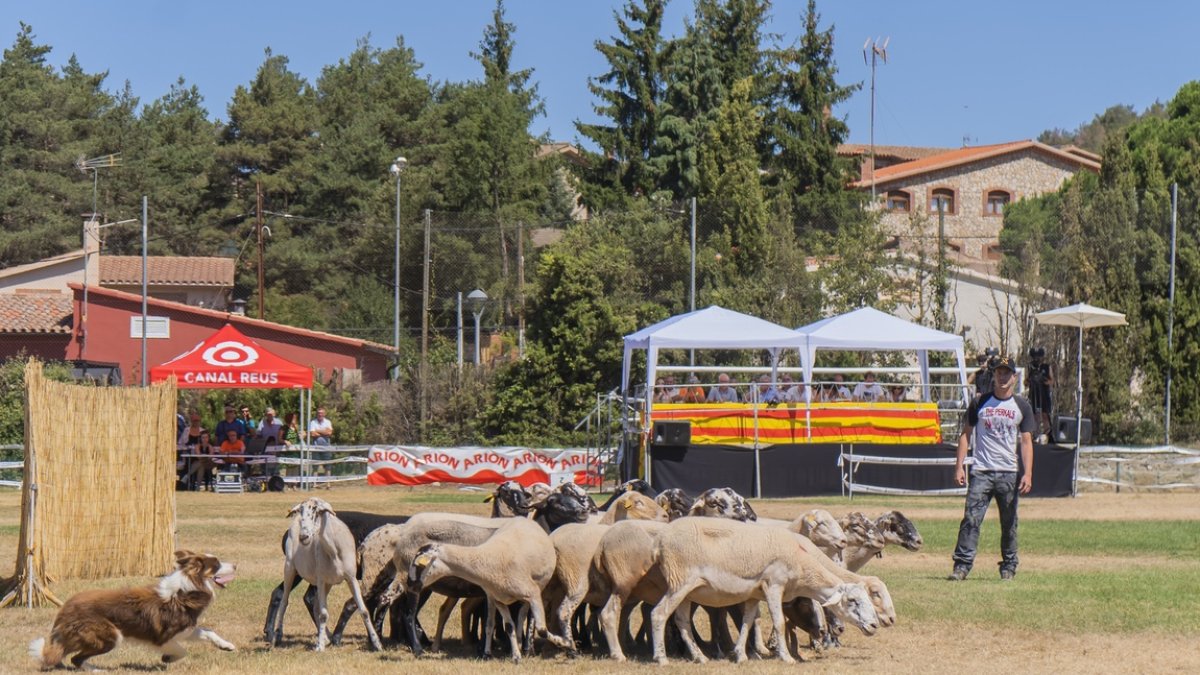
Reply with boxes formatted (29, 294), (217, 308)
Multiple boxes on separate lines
(678, 375), (706, 403)
(219, 428), (246, 470)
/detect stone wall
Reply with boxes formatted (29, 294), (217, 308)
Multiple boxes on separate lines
(876, 149), (1082, 258)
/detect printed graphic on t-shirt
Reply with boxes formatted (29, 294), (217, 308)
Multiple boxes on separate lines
(970, 395), (1036, 471)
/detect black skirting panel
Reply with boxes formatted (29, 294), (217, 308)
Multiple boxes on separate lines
(649, 443), (1076, 498)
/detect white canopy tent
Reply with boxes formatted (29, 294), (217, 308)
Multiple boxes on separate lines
(621, 306), (810, 494)
(794, 307), (970, 403)
(621, 305), (809, 395)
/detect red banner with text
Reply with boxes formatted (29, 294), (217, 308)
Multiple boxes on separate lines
(366, 446), (602, 487)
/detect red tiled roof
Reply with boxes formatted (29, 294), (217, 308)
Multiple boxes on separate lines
(0, 293), (73, 334)
(853, 140), (1101, 188)
(838, 144), (952, 161)
(67, 283), (394, 354)
(99, 256), (234, 286)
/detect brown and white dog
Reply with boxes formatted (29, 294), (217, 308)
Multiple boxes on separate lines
(29, 550), (236, 670)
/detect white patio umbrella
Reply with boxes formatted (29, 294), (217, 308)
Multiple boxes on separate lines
(1034, 302), (1127, 496)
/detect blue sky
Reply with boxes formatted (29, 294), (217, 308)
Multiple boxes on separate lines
(4, 1), (1197, 150)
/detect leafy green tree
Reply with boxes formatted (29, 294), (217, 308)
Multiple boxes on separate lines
(0, 24), (120, 265)
(692, 0), (770, 101)
(656, 21), (723, 199)
(765, 0), (859, 204)
(576, 0), (673, 197)
(102, 79), (221, 256)
(220, 49), (318, 210)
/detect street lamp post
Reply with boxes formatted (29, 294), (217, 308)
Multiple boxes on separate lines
(390, 156), (408, 379)
(468, 289), (488, 366)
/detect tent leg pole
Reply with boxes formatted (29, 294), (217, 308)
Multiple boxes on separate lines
(1074, 325), (1083, 497)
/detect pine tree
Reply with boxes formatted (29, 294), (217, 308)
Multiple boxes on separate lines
(575, 0), (673, 197)
(766, 0), (859, 230)
(220, 49), (318, 210)
(0, 25), (120, 264)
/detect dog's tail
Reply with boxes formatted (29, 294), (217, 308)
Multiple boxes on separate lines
(28, 636), (63, 669)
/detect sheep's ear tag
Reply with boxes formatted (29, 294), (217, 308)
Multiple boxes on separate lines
(804, 515), (817, 527)
(484, 494), (495, 503)
(621, 496), (635, 509)
(623, 483), (634, 493)
(414, 552), (432, 567)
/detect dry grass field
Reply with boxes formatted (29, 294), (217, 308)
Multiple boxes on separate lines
(1, 484), (1198, 674)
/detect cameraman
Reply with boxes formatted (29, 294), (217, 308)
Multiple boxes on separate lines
(969, 348), (999, 399)
(1026, 347), (1054, 442)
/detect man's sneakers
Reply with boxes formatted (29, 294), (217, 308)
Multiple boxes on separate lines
(1000, 568), (1016, 581)
(946, 567), (969, 581)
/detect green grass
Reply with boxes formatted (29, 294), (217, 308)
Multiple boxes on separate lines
(915, 519), (1200, 559)
(895, 566), (1200, 634)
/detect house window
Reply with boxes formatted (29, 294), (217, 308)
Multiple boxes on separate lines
(130, 316), (170, 338)
(985, 189), (1011, 215)
(885, 190), (911, 213)
(929, 188), (955, 215)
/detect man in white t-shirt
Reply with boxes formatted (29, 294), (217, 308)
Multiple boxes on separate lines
(308, 407), (333, 446)
(852, 371), (886, 402)
(949, 357), (1035, 581)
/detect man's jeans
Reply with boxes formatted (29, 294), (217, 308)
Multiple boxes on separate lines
(952, 470), (1019, 573)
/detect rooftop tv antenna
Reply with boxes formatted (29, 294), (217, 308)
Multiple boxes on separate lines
(863, 38), (888, 199)
(75, 153), (122, 362)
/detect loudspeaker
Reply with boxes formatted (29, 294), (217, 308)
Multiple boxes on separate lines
(1054, 416), (1092, 444)
(653, 421), (691, 446)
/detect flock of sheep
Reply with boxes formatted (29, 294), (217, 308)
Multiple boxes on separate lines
(264, 480), (923, 664)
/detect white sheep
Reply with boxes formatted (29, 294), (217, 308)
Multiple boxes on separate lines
(789, 508), (848, 560)
(589, 519), (669, 661)
(374, 513), (508, 654)
(268, 498), (381, 652)
(650, 517), (879, 664)
(406, 516), (574, 662)
(544, 522), (611, 651)
(590, 491), (669, 524)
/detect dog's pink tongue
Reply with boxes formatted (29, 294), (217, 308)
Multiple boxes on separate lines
(215, 572), (235, 586)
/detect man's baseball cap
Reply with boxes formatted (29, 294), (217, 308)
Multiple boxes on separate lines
(993, 356), (1016, 372)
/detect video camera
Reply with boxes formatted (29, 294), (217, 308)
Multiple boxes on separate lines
(983, 347), (1000, 371)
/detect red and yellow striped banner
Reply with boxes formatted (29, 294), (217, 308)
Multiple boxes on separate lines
(650, 402), (942, 446)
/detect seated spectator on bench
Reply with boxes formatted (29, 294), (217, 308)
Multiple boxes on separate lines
(780, 373), (808, 402)
(653, 377), (672, 403)
(184, 430), (217, 491)
(889, 384), (910, 402)
(219, 428), (246, 472)
(753, 374), (782, 404)
(259, 407), (283, 446)
(853, 371), (887, 403)
(818, 373), (853, 402)
(678, 374), (707, 403)
(706, 372), (740, 402)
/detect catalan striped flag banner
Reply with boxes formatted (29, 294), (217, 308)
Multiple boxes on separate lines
(650, 402), (942, 446)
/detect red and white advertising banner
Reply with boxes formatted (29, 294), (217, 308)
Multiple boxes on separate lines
(366, 445), (601, 487)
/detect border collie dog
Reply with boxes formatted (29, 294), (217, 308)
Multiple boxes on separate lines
(29, 550), (236, 670)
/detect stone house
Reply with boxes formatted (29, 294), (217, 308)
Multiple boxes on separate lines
(844, 141), (1101, 264)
